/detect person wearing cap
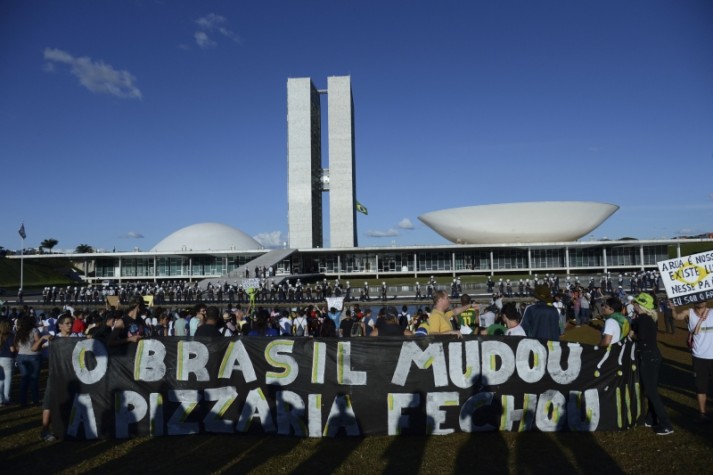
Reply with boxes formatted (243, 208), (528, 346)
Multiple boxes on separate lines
(630, 292), (674, 435)
(521, 285), (561, 341)
(674, 300), (713, 423)
(222, 311), (236, 336)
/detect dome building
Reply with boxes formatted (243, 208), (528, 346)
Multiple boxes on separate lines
(151, 223), (263, 252)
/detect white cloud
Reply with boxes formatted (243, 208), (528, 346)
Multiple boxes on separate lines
(366, 229), (400, 238)
(398, 218), (414, 230)
(119, 232), (144, 239)
(43, 48), (142, 99)
(253, 231), (286, 249)
(194, 13), (240, 49)
(194, 31), (216, 49)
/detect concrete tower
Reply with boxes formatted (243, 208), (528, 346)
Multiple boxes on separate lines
(287, 78), (323, 249)
(287, 76), (358, 249)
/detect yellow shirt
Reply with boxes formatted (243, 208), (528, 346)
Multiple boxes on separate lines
(429, 308), (455, 334)
(458, 309), (477, 329)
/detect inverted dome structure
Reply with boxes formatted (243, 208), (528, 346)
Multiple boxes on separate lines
(151, 223), (263, 252)
(418, 201), (619, 244)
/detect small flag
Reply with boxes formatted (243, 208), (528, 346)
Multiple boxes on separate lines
(18, 223), (26, 239)
(356, 201), (368, 215)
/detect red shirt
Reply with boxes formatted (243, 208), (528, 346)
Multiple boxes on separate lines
(71, 319), (86, 335)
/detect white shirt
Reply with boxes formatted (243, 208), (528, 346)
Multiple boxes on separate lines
(506, 325), (526, 336)
(293, 316), (308, 335)
(479, 311), (496, 328)
(689, 308), (713, 359)
(602, 318), (621, 344)
(279, 317), (292, 335)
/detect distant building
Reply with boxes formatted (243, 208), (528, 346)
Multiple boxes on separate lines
(287, 76), (358, 249)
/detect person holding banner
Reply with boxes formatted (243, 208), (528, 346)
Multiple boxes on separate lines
(39, 313), (78, 441)
(675, 301), (713, 422)
(630, 292), (674, 435)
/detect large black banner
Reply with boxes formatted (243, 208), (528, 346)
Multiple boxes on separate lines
(49, 336), (643, 439)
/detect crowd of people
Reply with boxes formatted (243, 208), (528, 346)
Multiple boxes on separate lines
(0, 271), (710, 441)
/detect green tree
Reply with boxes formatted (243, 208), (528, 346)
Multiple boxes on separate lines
(40, 238), (59, 253)
(75, 244), (94, 254)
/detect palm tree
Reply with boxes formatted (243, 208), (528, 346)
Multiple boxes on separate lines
(75, 244), (94, 254)
(40, 238), (59, 254)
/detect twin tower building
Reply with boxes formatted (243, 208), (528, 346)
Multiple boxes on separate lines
(287, 76), (358, 249)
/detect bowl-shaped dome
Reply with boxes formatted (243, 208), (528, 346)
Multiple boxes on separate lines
(151, 223), (263, 252)
(418, 201), (618, 244)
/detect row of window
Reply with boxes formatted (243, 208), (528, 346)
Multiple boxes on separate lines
(94, 245), (670, 279)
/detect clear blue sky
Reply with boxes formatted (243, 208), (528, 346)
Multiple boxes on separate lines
(2, 0), (712, 252)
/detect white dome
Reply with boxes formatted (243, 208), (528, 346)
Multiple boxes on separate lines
(418, 201), (618, 244)
(151, 223), (263, 252)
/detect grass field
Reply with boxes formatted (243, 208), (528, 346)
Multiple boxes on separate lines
(1, 319), (712, 474)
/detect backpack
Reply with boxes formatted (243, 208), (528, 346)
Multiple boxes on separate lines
(350, 320), (364, 337)
(293, 317), (306, 337)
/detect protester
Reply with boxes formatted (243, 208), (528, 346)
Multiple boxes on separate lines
(675, 301), (713, 422)
(521, 285), (561, 341)
(478, 305), (497, 334)
(190, 304), (207, 336)
(502, 303), (526, 336)
(661, 300), (676, 335)
(319, 317), (338, 337)
(278, 310), (293, 336)
(174, 309), (188, 337)
(457, 294), (478, 334)
(14, 316), (42, 406)
(0, 320), (15, 406)
(39, 313), (78, 441)
(429, 290), (475, 336)
(292, 308), (308, 337)
(194, 307), (222, 338)
(630, 292), (674, 435)
(247, 309), (279, 336)
(599, 298), (629, 346)
(338, 309), (355, 337)
(221, 311), (236, 336)
(370, 306), (412, 336)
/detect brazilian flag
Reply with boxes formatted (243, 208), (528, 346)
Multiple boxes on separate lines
(356, 201), (368, 215)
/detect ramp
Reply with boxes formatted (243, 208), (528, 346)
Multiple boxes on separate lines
(199, 248), (297, 288)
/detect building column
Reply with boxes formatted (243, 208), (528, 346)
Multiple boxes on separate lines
(565, 246), (570, 275)
(527, 248), (532, 275)
(602, 247), (607, 272)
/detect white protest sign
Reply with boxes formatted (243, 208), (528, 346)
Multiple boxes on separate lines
(242, 278), (261, 290)
(657, 250), (713, 306)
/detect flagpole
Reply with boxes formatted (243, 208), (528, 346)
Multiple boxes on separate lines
(19, 223), (25, 302)
(20, 235), (24, 298)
